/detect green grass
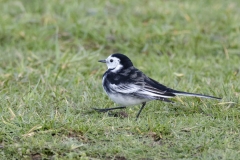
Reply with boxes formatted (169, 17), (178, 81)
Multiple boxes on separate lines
(0, 0), (240, 159)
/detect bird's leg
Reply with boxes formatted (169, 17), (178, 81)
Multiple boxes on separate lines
(93, 106), (126, 112)
(136, 102), (146, 120)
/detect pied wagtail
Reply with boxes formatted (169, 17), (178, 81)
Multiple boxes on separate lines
(94, 53), (221, 119)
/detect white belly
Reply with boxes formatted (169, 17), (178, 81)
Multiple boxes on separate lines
(108, 93), (148, 106)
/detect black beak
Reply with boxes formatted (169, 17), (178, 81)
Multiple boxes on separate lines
(98, 59), (106, 63)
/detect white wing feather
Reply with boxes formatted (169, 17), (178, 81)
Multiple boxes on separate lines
(109, 83), (141, 93)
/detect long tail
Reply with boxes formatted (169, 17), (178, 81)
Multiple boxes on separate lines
(172, 90), (221, 100)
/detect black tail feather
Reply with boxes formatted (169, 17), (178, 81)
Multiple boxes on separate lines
(172, 90), (221, 100)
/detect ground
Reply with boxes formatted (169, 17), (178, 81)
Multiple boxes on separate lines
(0, 0), (240, 159)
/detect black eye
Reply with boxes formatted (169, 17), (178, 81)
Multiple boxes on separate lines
(110, 59), (113, 62)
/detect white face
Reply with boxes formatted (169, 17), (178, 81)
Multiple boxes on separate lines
(105, 55), (123, 72)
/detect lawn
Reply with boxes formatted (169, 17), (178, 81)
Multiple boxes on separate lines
(0, 0), (240, 159)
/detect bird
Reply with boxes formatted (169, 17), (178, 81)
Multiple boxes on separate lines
(94, 53), (221, 119)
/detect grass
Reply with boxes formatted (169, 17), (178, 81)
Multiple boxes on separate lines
(0, 0), (240, 159)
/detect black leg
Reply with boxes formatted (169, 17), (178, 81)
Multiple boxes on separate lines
(136, 102), (146, 120)
(93, 106), (126, 112)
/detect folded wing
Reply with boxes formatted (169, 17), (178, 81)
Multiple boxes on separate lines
(109, 76), (176, 101)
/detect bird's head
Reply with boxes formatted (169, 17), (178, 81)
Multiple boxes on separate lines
(98, 53), (133, 72)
